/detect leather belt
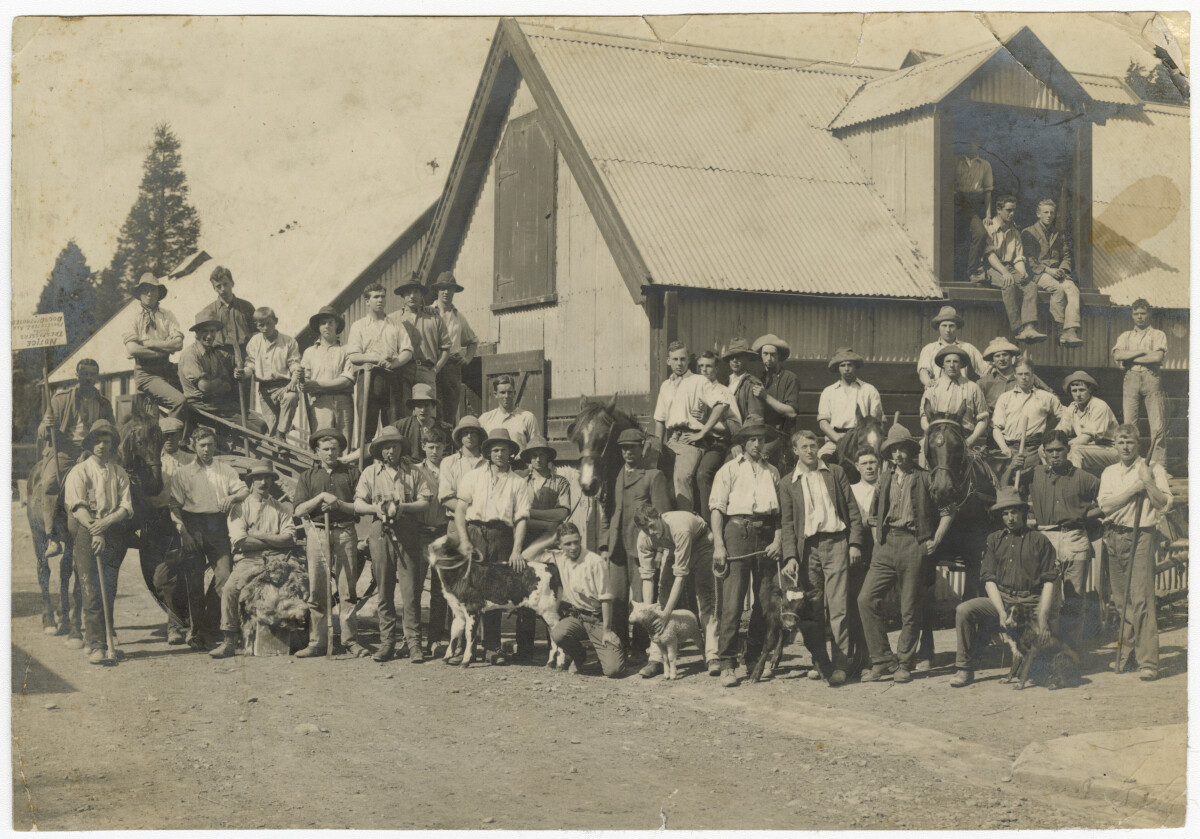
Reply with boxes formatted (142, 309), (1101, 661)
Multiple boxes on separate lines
(1105, 523), (1156, 534)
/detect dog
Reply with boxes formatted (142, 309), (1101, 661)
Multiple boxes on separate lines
(1003, 603), (1082, 690)
(628, 601), (703, 680)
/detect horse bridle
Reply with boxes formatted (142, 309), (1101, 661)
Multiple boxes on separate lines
(924, 418), (979, 515)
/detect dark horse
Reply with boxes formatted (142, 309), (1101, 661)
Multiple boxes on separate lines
(25, 447), (81, 635)
(569, 395), (648, 502)
(827, 407), (887, 484)
(919, 409), (998, 659)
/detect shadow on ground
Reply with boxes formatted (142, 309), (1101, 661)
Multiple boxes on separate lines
(11, 644), (76, 695)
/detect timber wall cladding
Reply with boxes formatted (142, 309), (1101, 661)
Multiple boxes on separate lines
(494, 110), (557, 309)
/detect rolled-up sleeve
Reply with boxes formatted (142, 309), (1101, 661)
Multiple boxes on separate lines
(227, 503), (249, 545)
(708, 461), (735, 516)
(671, 523), (695, 577)
(63, 466), (88, 514)
(636, 532), (659, 581)
(513, 479), (533, 524)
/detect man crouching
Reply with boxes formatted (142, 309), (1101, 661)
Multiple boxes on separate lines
(526, 523), (625, 678)
(951, 487), (1058, 687)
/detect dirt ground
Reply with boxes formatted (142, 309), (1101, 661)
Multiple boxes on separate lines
(10, 501), (1187, 830)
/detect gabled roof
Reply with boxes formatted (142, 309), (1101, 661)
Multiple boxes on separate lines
(830, 27), (1092, 130)
(418, 20), (943, 301)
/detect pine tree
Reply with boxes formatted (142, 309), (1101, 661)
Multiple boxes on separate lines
(1124, 59), (1187, 105)
(37, 240), (100, 371)
(94, 123), (201, 318)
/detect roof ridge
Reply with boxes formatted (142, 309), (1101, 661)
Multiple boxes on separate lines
(597, 157), (870, 184)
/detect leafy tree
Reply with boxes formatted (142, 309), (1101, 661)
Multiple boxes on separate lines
(1124, 59), (1187, 105)
(94, 122), (201, 317)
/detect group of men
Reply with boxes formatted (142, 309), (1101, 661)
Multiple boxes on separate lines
(37, 265), (1175, 687)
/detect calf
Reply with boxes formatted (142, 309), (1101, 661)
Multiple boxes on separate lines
(426, 535), (562, 668)
(749, 570), (833, 684)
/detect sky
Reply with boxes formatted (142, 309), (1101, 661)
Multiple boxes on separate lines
(10, 12), (1187, 319)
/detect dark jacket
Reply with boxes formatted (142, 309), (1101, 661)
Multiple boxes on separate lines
(871, 465), (940, 546)
(1021, 221), (1073, 278)
(778, 463), (863, 564)
(600, 466), (672, 562)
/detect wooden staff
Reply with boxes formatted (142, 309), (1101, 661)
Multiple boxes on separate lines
(357, 366), (373, 472)
(1115, 438), (1158, 672)
(324, 510), (334, 659)
(92, 537), (119, 664)
(232, 340), (251, 456)
(297, 367), (317, 439)
(1012, 418), (1029, 487)
(42, 347), (64, 487)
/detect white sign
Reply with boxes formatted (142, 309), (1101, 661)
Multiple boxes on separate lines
(12, 312), (68, 351)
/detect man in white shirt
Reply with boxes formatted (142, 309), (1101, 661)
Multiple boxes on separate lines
(479, 375), (540, 451)
(345, 283), (414, 445)
(917, 307), (987, 388)
(438, 416), (487, 520)
(847, 446), (880, 674)
(818, 347), (883, 461)
(122, 274), (186, 417)
(654, 341), (730, 513)
(1112, 298), (1169, 463)
(239, 307), (302, 439)
(1059, 371), (1120, 472)
(63, 420), (133, 664)
(300, 306), (356, 437)
(1098, 424), (1173, 681)
(431, 272), (479, 425)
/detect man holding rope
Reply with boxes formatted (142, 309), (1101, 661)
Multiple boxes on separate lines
(1098, 424), (1172, 681)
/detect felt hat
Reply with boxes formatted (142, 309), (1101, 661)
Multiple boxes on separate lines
(189, 313), (224, 333)
(368, 426), (408, 459)
(481, 427), (521, 456)
(617, 428), (646, 447)
(430, 270), (464, 292)
(880, 424), (920, 457)
(309, 427), (348, 450)
(931, 306), (964, 328)
(981, 336), (1021, 360)
(934, 344), (972, 370)
(520, 435), (558, 462)
(242, 460), (278, 483)
(752, 333), (791, 361)
(159, 417), (185, 434)
(82, 420), (121, 452)
(394, 274), (429, 298)
(735, 416), (778, 441)
(308, 306), (346, 334)
(452, 415), (485, 446)
(406, 383), (438, 408)
(76, 358), (100, 373)
(1063, 370), (1099, 394)
(721, 337), (757, 361)
(990, 486), (1029, 513)
(132, 272), (168, 301)
(827, 346), (865, 370)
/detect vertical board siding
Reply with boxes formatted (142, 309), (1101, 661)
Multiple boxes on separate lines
(968, 59), (1070, 112)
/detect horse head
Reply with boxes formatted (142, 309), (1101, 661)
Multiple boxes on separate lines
(857, 407), (885, 460)
(120, 405), (165, 504)
(571, 394), (632, 497)
(924, 408), (967, 507)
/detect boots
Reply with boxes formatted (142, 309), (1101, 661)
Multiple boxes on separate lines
(1058, 326), (1083, 347)
(209, 631), (238, 659)
(373, 641), (395, 663)
(1015, 324), (1047, 343)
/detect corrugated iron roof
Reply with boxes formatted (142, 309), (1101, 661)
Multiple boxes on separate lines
(50, 187), (441, 383)
(1073, 71), (1143, 106)
(519, 24), (941, 299)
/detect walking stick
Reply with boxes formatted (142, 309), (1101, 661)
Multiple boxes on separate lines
(298, 368), (317, 436)
(1012, 418), (1029, 488)
(42, 348), (64, 488)
(324, 511), (334, 659)
(1114, 439), (1158, 673)
(358, 366), (373, 472)
(233, 341), (251, 456)
(92, 537), (119, 663)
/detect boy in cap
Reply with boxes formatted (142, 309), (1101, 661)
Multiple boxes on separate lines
(353, 427), (434, 662)
(920, 346), (989, 448)
(209, 462), (296, 658)
(431, 271), (478, 424)
(1112, 299), (1168, 463)
(345, 283), (413, 445)
(1059, 371), (1120, 472)
(392, 276), (451, 408)
(169, 425), (249, 649)
(599, 428), (672, 658)
(858, 423), (951, 684)
(179, 315), (268, 435)
(817, 347), (883, 461)
(301, 307), (356, 436)
(951, 487), (1059, 687)
(63, 420), (133, 663)
(293, 428), (363, 657)
(709, 420), (782, 686)
(452, 428), (534, 665)
(1098, 424), (1172, 681)
(917, 307), (986, 389)
(1022, 198), (1083, 346)
(122, 273), (186, 417)
(240, 307), (302, 439)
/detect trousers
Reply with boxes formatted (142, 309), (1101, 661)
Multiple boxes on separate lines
(666, 436), (703, 513)
(220, 555), (269, 633)
(310, 394), (355, 439)
(360, 368), (401, 449)
(805, 530), (853, 671)
(179, 511), (233, 638)
(858, 529), (927, 666)
(135, 367), (186, 418)
(305, 523), (360, 646)
(1122, 369), (1167, 463)
(999, 272), (1080, 331)
(1105, 527), (1159, 673)
(436, 359), (465, 425)
(649, 530), (718, 664)
(68, 518), (129, 652)
(1069, 440), (1119, 472)
(715, 518), (773, 668)
(608, 539), (651, 654)
(552, 613), (626, 678)
(1041, 527), (1092, 601)
(367, 520), (422, 647)
(954, 597), (1004, 670)
(257, 381), (299, 436)
(695, 444), (729, 521)
(466, 521), (515, 651)
(139, 506), (186, 627)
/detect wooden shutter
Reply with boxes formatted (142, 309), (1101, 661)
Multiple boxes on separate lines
(480, 350), (546, 433)
(494, 110), (557, 309)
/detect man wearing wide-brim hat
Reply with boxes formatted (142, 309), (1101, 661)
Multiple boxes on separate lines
(917, 306), (987, 390)
(123, 272), (186, 418)
(857, 422), (952, 685)
(292, 427), (363, 658)
(919, 345), (989, 447)
(599, 427), (673, 660)
(451, 427), (533, 665)
(384, 382), (453, 468)
(430, 271), (479, 425)
(392, 275), (451, 410)
(722, 337), (760, 427)
(62, 420), (134, 664)
(352, 426), (435, 662)
(210, 461), (297, 659)
(950, 486), (1059, 688)
(301, 306), (356, 437)
(438, 415), (487, 521)
(178, 314), (269, 436)
(977, 336), (1051, 411)
(1059, 370), (1120, 472)
(749, 334), (800, 467)
(818, 347), (883, 462)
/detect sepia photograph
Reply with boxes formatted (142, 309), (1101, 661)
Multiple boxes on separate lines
(8, 10), (1190, 830)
